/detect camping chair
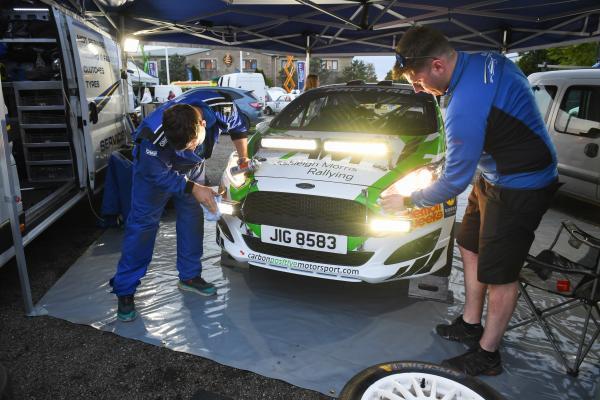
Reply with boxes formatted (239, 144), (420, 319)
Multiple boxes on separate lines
(508, 221), (600, 376)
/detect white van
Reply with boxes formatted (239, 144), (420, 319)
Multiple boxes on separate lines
(529, 69), (600, 205)
(218, 73), (267, 104)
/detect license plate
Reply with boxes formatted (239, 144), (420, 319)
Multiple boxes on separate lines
(261, 225), (347, 254)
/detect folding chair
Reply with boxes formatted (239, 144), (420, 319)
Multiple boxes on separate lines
(508, 221), (600, 376)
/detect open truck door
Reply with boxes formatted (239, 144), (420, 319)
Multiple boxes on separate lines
(60, 12), (129, 190)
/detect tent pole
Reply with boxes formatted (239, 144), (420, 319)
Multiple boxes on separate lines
(305, 36), (310, 73)
(165, 47), (170, 84)
(240, 50), (243, 72)
(0, 79), (41, 317)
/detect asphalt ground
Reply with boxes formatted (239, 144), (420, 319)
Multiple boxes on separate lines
(0, 127), (331, 400)
(1, 129), (600, 400)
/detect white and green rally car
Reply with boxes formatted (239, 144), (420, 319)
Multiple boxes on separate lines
(217, 82), (456, 283)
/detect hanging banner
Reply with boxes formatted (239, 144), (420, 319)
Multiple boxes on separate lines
(297, 61), (306, 92)
(147, 61), (157, 77)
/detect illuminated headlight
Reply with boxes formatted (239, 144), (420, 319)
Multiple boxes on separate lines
(369, 218), (411, 233)
(261, 138), (318, 151)
(225, 153), (246, 188)
(382, 167), (435, 197)
(218, 200), (239, 216)
(323, 141), (388, 156)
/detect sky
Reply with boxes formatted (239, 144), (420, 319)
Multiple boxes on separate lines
(355, 55), (396, 81)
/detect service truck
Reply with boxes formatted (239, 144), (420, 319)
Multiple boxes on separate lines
(0, 2), (132, 267)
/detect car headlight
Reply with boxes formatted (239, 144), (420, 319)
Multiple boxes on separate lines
(381, 162), (443, 198)
(369, 217), (411, 233)
(225, 152), (246, 188)
(218, 200), (239, 216)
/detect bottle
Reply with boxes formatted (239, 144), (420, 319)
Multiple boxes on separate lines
(229, 158), (261, 176)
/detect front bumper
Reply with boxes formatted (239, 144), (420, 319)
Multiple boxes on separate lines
(217, 214), (455, 283)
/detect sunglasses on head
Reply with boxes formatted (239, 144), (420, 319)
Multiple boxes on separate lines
(395, 52), (438, 69)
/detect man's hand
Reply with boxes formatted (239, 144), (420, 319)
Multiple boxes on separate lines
(380, 193), (409, 215)
(191, 184), (219, 213)
(237, 156), (250, 166)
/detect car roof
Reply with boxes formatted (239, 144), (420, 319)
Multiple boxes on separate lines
(307, 82), (430, 99)
(529, 68), (600, 80)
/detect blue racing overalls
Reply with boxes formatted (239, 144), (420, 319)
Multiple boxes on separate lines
(110, 90), (247, 296)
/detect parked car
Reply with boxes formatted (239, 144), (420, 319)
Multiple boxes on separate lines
(264, 94), (293, 115)
(218, 72), (268, 104)
(185, 86), (263, 127)
(217, 82), (456, 283)
(529, 69), (600, 205)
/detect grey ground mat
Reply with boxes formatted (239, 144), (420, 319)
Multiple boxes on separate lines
(38, 196), (599, 399)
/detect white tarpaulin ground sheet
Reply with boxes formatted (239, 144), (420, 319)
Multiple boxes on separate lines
(38, 191), (600, 399)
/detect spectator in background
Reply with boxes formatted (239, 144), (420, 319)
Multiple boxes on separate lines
(304, 74), (319, 91)
(167, 90), (176, 101)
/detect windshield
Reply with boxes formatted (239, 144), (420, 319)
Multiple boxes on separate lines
(271, 87), (438, 136)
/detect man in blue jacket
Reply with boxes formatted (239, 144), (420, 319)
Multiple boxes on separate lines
(111, 89), (248, 322)
(382, 26), (558, 375)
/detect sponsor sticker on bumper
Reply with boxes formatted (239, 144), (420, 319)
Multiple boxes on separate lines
(408, 205), (444, 228)
(247, 253), (359, 277)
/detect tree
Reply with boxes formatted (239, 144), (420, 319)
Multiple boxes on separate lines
(158, 54), (187, 84)
(341, 59), (378, 83)
(384, 69), (407, 83)
(255, 67), (273, 87)
(547, 43), (599, 67)
(516, 49), (553, 76)
(309, 57), (335, 85)
(191, 65), (201, 81)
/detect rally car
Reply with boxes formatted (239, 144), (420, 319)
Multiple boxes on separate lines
(216, 81), (456, 283)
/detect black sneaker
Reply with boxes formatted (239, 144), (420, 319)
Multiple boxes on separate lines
(178, 276), (217, 296)
(442, 345), (503, 376)
(436, 315), (483, 346)
(117, 295), (137, 322)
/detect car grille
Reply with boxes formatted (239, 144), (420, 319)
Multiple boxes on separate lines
(243, 235), (373, 266)
(242, 191), (369, 236)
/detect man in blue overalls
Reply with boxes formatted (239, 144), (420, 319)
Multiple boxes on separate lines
(111, 90), (248, 322)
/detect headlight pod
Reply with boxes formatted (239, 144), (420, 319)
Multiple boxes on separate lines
(381, 162), (442, 198)
(218, 200), (239, 216)
(369, 217), (411, 233)
(225, 153), (246, 188)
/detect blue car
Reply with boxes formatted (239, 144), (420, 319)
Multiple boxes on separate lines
(186, 87), (263, 128)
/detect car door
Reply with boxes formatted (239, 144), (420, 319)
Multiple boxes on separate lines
(275, 95), (286, 113)
(550, 82), (600, 202)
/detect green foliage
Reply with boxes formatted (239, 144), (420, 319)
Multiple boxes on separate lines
(547, 43), (599, 67)
(516, 50), (552, 76)
(516, 43), (599, 76)
(158, 54), (187, 84)
(191, 65), (201, 81)
(384, 69), (408, 83)
(341, 59), (378, 83)
(308, 57), (336, 85)
(255, 68), (273, 87)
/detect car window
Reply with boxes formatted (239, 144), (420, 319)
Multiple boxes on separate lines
(531, 84), (557, 123)
(273, 87), (438, 136)
(276, 95), (287, 102)
(219, 90), (242, 100)
(555, 85), (600, 136)
(245, 91), (259, 100)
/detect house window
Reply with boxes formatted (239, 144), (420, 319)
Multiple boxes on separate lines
(199, 59), (217, 70)
(159, 59), (166, 71)
(244, 59), (257, 71)
(321, 59), (338, 70)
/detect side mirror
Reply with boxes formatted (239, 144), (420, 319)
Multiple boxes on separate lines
(88, 101), (99, 124)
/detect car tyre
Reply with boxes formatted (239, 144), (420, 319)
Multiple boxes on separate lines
(264, 107), (273, 115)
(339, 361), (504, 400)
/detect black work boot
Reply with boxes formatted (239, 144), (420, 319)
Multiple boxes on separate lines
(436, 315), (483, 347)
(442, 345), (503, 376)
(117, 295), (137, 322)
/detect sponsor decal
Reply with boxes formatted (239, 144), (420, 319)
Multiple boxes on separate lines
(273, 159), (357, 182)
(145, 148), (157, 156)
(443, 198), (457, 217)
(408, 205), (444, 228)
(247, 253), (359, 277)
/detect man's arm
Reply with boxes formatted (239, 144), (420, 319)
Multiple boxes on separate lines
(232, 137), (248, 161)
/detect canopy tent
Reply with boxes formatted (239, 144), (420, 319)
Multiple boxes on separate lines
(126, 60), (159, 85)
(68, 0), (599, 56)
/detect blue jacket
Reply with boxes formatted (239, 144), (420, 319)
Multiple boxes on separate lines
(132, 89), (247, 195)
(412, 52), (558, 208)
